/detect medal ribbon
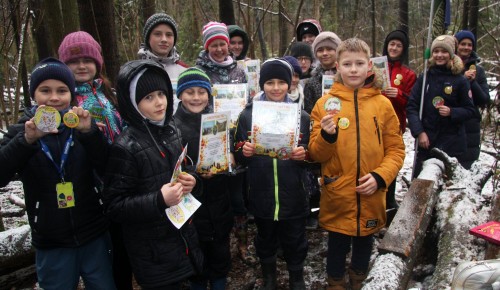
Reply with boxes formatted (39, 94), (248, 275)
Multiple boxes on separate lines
(39, 129), (73, 182)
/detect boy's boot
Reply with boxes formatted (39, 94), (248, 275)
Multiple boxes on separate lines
(288, 269), (306, 290)
(327, 275), (346, 290)
(234, 215), (256, 265)
(348, 268), (367, 290)
(260, 261), (277, 290)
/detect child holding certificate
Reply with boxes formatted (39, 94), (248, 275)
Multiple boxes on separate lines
(173, 67), (234, 290)
(103, 60), (203, 290)
(234, 58), (311, 290)
(308, 38), (405, 289)
(0, 58), (115, 289)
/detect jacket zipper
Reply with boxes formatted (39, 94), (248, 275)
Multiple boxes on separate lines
(354, 89), (361, 236)
(374, 116), (381, 145)
(273, 159), (279, 221)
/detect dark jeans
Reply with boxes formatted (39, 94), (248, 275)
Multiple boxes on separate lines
(254, 217), (308, 270)
(326, 231), (374, 278)
(110, 222), (133, 290)
(230, 172), (247, 216)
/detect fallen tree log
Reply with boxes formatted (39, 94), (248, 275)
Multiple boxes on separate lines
(429, 149), (497, 289)
(0, 225), (34, 276)
(365, 158), (444, 289)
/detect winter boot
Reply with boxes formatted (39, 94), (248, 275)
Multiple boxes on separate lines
(288, 269), (306, 290)
(260, 261), (277, 290)
(326, 275), (346, 290)
(348, 268), (367, 290)
(234, 215), (257, 265)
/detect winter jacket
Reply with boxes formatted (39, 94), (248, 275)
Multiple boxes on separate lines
(308, 82), (405, 236)
(103, 60), (203, 288)
(75, 79), (125, 143)
(138, 45), (188, 79)
(407, 65), (475, 160)
(303, 66), (336, 114)
(195, 50), (247, 84)
(460, 52), (490, 168)
(233, 95), (310, 220)
(174, 103), (233, 278)
(384, 60), (417, 133)
(0, 107), (109, 249)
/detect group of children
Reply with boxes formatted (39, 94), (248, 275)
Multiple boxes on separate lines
(0, 10), (488, 290)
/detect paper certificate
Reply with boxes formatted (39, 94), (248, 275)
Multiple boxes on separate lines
(371, 56), (391, 90)
(239, 59), (261, 100)
(251, 102), (300, 160)
(322, 75), (335, 96)
(166, 145), (201, 229)
(212, 83), (248, 128)
(197, 112), (231, 174)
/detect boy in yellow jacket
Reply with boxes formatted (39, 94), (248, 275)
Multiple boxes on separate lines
(308, 38), (405, 289)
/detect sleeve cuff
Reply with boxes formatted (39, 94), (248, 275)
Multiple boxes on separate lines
(321, 129), (338, 144)
(370, 172), (386, 189)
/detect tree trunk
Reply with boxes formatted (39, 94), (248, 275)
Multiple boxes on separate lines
(78, 0), (120, 84)
(371, 0), (376, 55)
(398, 0), (409, 35)
(43, 0), (65, 55)
(60, 0), (79, 34)
(141, 0), (156, 22)
(253, 0), (267, 60)
(29, 0), (54, 59)
(350, 0), (360, 37)
(219, 0), (235, 25)
(468, 0), (479, 36)
(278, 0), (288, 56)
(461, 0), (470, 30)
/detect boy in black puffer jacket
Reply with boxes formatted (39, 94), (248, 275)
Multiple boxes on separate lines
(104, 60), (203, 290)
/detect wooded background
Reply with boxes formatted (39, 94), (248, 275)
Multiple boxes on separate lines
(1, 0), (499, 128)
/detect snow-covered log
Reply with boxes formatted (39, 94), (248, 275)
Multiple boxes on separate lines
(0, 225), (34, 275)
(365, 159), (444, 289)
(428, 149), (496, 289)
(485, 187), (500, 259)
(8, 194), (25, 209)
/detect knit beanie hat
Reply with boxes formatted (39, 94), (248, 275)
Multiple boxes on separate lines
(30, 57), (76, 101)
(259, 58), (293, 90)
(283, 56), (302, 78)
(455, 30), (476, 50)
(143, 13), (178, 47)
(227, 24), (250, 60)
(202, 22), (230, 50)
(176, 67), (212, 98)
(296, 19), (322, 41)
(290, 42), (314, 60)
(312, 31), (342, 54)
(135, 68), (170, 104)
(58, 31), (104, 72)
(431, 35), (456, 57)
(382, 29), (410, 62)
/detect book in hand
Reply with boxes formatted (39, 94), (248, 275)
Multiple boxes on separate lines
(469, 221), (500, 245)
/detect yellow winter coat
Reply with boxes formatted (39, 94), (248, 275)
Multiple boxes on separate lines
(309, 82), (405, 236)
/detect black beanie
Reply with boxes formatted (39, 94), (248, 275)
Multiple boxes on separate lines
(383, 30), (409, 62)
(259, 58), (293, 90)
(135, 69), (170, 104)
(29, 57), (76, 101)
(290, 42), (314, 60)
(143, 13), (178, 48)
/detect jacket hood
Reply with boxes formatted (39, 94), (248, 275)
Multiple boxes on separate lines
(228, 25), (249, 60)
(382, 29), (409, 64)
(116, 60), (174, 128)
(296, 19), (322, 41)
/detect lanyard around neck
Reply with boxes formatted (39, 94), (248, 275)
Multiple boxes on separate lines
(39, 129), (73, 182)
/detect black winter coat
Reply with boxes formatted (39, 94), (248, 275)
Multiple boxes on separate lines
(407, 65), (475, 160)
(0, 107), (109, 249)
(103, 60), (203, 288)
(460, 52), (491, 168)
(234, 97), (310, 220)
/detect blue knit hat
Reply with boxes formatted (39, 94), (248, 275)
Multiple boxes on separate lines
(29, 57), (76, 100)
(283, 56), (302, 78)
(455, 30), (476, 50)
(176, 67), (212, 98)
(259, 58), (293, 90)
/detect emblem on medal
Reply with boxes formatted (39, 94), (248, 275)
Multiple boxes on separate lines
(432, 96), (445, 108)
(34, 106), (61, 132)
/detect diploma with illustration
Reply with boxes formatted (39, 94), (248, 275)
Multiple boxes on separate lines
(196, 111), (232, 174)
(251, 101), (301, 160)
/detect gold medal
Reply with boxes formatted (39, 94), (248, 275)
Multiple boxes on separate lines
(338, 117), (350, 130)
(394, 79), (401, 86)
(34, 106), (61, 132)
(469, 64), (476, 71)
(63, 112), (79, 128)
(444, 86), (453, 95)
(396, 74), (403, 80)
(324, 97), (342, 116)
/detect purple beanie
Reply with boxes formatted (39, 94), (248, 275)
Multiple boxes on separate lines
(58, 31), (104, 72)
(283, 56), (302, 78)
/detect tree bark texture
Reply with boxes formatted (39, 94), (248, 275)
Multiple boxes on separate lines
(219, 0), (235, 25)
